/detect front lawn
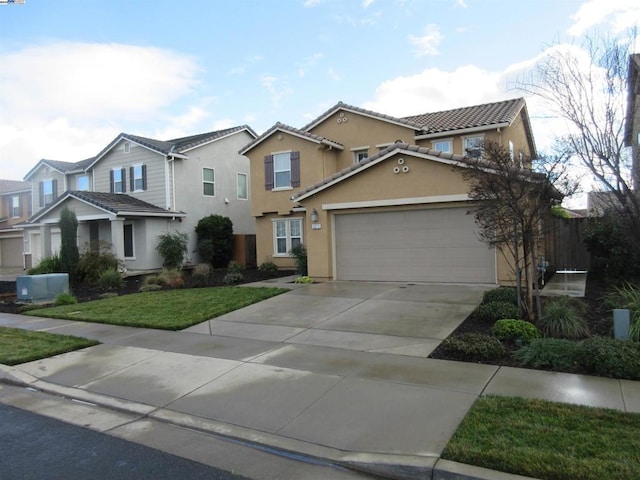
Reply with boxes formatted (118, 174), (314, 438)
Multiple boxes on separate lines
(443, 395), (640, 480)
(26, 287), (288, 330)
(0, 327), (98, 365)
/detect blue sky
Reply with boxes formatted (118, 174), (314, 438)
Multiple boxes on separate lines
(1, 0), (639, 207)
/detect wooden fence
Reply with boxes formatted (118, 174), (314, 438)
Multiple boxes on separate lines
(544, 217), (590, 272)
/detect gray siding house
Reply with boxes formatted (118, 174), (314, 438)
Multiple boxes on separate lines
(22, 126), (257, 272)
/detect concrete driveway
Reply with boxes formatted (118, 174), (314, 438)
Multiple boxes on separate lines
(184, 281), (492, 357)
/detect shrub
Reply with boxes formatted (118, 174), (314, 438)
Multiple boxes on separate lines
(158, 269), (184, 288)
(55, 292), (77, 306)
(139, 284), (162, 292)
(259, 260), (279, 276)
(59, 207), (79, 280)
(474, 301), (520, 323)
(482, 288), (518, 306)
(191, 263), (211, 288)
(156, 231), (189, 269)
(28, 254), (62, 275)
(294, 276), (313, 284)
(439, 333), (506, 362)
(195, 214), (234, 268)
(605, 283), (640, 342)
(288, 243), (308, 276)
(76, 241), (121, 284)
(142, 274), (162, 286)
(538, 296), (590, 340)
(227, 261), (246, 275)
(515, 338), (584, 371)
(492, 319), (540, 344)
(580, 336), (640, 380)
(97, 268), (124, 292)
(223, 272), (244, 285)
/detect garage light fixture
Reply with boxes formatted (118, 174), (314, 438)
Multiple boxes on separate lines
(310, 208), (319, 222)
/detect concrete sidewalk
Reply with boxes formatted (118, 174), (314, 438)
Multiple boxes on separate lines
(1, 280), (638, 480)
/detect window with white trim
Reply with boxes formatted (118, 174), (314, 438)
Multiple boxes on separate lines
(237, 173), (248, 200)
(463, 135), (484, 158)
(132, 165), (145, 191)
(41, 179), (55, 206)
(432, 139), (452, 153)
(112, 168), (125, 193)
(77, 175), (90, 191)
(273, 218), (302, 256)
(203, 168), (215, 196)
(273, 152), (291, 188)
(124, 223), (134, 258)
(353, 149), (369, 163)
(10, 195), (20, 217)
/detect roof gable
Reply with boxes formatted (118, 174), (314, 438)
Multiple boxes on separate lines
(301, 101), (424, 132)
(239, 122), (344, 155)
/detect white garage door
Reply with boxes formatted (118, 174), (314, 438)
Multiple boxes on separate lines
(335, 208), (495, 283)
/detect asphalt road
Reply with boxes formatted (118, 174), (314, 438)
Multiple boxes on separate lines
(0, 403), (250, 480)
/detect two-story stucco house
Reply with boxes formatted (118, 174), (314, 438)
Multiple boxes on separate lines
(22, 126), (257, 272)
(240, 98), (537, 285)
(0, 179), (32, 269)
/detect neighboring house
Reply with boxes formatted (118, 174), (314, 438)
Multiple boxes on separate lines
(240, 98), (537, 285)
(624, 53), (640, 189)
(22, 126), (257, 272)
(0, 179), (32, 269)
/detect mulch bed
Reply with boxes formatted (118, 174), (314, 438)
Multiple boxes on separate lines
(0, 268), (296, 314)
(428, 273), (613, 367)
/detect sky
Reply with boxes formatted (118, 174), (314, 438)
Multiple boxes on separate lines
(1, 0), (639, 208)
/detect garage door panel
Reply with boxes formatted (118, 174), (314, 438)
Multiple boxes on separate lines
(335, 208), (495, 283)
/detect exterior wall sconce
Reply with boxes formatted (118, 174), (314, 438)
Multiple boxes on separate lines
(310, 208), (319, 222)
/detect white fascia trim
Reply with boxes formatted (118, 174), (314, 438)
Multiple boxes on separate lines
(414, 122), (510, 140)
(117, 211), (187, 218)
(322, 194), (470, 211)
(350, 145), (370, 151)
(179, 129), (250, 153)
(76, 214), (116, 221)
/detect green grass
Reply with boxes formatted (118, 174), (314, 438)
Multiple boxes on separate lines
(0, 327), (98, 365)
(26, 287), (288, 330)
(442, 396), (640, 480)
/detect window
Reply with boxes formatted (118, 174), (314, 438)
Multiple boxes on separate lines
(77, 175), (90, 191)
(274, 153), (291, 188)
(353, 149), (369, 163)
(273, 218), (302, 256)
(203, 168), (215, 196)
(39, 179), (57, 207)
(264, 151), (299, 190)
(10, 195), (20, 217)
(130, 165), (146, 191)
(111, 168), (126, 193)
(123, 223), (134, 258)
(237, 173), (248, 200)
(432, 140), (452, 153)
(464, 136), (484, 158)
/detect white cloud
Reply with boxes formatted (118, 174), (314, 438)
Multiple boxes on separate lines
(408, 24), (444, 57)
(328, 67), (342, 81)
(260, 74), (293, 109)
(568, 0), (640, 36)
(455, 0), (468, 8)
(0, 42), (201, 180)
(363, 0), (375, 7)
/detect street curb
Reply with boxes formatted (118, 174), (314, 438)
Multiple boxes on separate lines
(0, 364), (538, 480)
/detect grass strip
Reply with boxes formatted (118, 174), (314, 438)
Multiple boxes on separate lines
(442, 395), (640, 480)
(26, 287), (288, 330)
(0, 327), (99, 365)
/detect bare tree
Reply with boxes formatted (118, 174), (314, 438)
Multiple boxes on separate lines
(515, 32), (640, 237)
(462, 142), (573, 321)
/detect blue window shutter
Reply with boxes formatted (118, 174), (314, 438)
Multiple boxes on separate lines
(142, 165), (147, 190)
(129, 167), (134, 191)
(291, 151), (300, 188)
(121, 168), (126, 193)
(264, 155), (274, 190)
(110, 170), (114, 193)
(39, 182), (44, 207)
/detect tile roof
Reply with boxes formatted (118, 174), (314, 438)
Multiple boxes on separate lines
(69, 191), (184, 216)
(169, 125), (258, 152)
(0, 179), (31, 194)
(239, 122), (344, 155)
(402, 98), (525, 134)
(301, 101), (424, 132)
